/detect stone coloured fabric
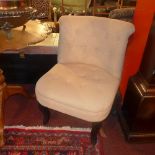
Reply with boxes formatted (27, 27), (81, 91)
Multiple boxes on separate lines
(36, 63), (119, 122)
(36, 16), (135, 122)
(58, 16), (135, 79)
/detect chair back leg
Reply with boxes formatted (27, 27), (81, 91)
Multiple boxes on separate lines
(38, 103), (50, 125)
(91, 121), (102, 145)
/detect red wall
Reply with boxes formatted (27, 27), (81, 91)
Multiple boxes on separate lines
(120, 0), (155, 98)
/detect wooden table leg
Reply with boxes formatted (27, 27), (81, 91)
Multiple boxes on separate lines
(5, 85), (30, 99)
(0, 69), (6, 146)
(0, 69), (32, 147)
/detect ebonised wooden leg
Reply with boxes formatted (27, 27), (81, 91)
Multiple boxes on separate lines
(91, 122), (102, 145)
(38, 104), (50, 125)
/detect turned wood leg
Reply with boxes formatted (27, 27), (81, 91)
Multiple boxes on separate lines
(0, 69), (7, 147)
(91, 122), (102, 145)
(0, 69), (31, 147)
(38, 104), (50, 125)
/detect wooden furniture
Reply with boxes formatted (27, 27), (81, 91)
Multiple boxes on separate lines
(92, 0), (123, 16)
(0, 54), (57, 84)
(48, 0), (90, 21)
(0, 20), (53, 146)
(0, 32), (59, 84)
(0, 52), (57, 146)
(0, 69), (6, 146)
(61, 0), (89, 15)
(119, 15), (155, 142)
(121, 0), (136, 8)
(0, 69), (30, 146)
(0, 20), (50, 51)
(31, 0), (137, 20)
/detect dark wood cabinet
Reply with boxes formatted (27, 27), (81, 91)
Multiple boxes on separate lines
(140, 17), (155, 85)
(123, 0), (137, 7)
(0, 53), (57, 84)
(119, 73), (155, 142)
(119, 15), (155, 142)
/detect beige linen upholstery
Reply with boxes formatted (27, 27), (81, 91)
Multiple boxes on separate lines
(35, 16), (135, 123)
(36, 63), (120, 122)
(58, 16), (134, 78)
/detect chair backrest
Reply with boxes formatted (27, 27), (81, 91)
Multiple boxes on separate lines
(58, 16), (135, 79)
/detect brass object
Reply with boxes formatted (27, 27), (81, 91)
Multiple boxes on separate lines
(19, 51), (25, 58)
(0, 20), (52, 51)
(0, 0), (36, 36)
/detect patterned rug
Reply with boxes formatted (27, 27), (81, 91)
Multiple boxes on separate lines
(0, 126), (104, 155)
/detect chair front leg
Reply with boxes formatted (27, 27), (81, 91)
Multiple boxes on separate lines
(91, 121), (102, 145)
(38, 103), (50, 125)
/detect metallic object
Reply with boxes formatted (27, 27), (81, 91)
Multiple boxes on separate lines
(0, 0), (36, 37)
(0, 20), (52, 51)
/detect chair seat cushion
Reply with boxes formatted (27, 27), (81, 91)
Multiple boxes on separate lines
(35, 63), (120, 122)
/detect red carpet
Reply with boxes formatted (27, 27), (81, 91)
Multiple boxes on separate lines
(1, 126), (104, 155)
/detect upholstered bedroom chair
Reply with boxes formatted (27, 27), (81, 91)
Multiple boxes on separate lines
(35, 16), (135, 145)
